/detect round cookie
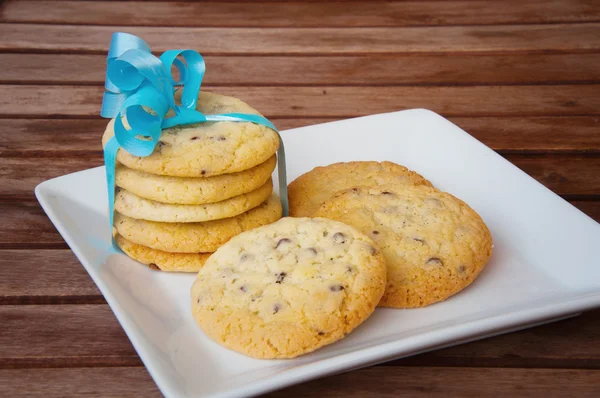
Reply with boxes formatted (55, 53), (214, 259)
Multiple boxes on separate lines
(115, 155), (276, 205)
(114, 178), (273, 223)
(114, 194), (282, 253)
(102, 91), (280, 177)
(115, 234), (212, 272)
(288, 161), (433, 217)
(314, 185), (492, 308)
(190, 217), (386, 359)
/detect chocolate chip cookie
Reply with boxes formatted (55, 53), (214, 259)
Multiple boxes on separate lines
(190, 217), (386, 358)
(288, 161), (432, 217)
(314, 184), (492, 308)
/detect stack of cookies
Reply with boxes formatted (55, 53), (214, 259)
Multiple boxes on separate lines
(103, 92), (283, 272)
(289, 161), (493, 308)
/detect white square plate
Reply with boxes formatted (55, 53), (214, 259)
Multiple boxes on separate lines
(36, 109), (600, 398)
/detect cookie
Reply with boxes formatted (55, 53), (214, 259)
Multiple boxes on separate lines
(314, 185), (492, 308)
(114, 194), (282, 253)
(102, 91), (280, 177)
(190, 217), (386, 359)
(115, 234), (211, 272)
(115, 155), (276, 205)
(114, 178), (273, 223)
(288, 161), (433, 217)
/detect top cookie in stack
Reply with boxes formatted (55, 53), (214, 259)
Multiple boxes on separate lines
(104, 92), (283, 272)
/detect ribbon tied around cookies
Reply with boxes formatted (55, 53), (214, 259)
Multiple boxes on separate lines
(101, 32), (288, 237)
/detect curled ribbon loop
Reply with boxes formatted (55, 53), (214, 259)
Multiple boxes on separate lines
(101, 32), (288, 244)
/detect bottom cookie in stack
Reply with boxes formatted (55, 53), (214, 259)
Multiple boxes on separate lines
(115, 234), (212, 272)
(114, 194), (283, 272)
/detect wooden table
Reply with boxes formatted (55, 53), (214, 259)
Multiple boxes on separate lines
(1, 0), (599, 396)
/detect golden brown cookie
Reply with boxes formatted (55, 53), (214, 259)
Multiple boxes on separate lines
(190, 217), (386, 358)
(114, 178), (272, 222)
(115, 234), (211, 272)
(114, 194), (283, 253)
(115, 155), (276, 205)
(288, 161), (432, 217)
(314, 184), (492, 308)
(102, 92), (279, 177)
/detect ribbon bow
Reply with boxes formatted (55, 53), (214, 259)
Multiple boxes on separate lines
(101, 32), (288, 235)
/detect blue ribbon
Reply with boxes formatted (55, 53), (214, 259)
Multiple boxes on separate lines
(101, 32), (288, 238)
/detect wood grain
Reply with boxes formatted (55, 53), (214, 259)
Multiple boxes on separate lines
(0, 250), (101, 304)
(1, 304), (599, 369)
(2, 23), (600, 54)
(2, 85), (600, 117)
(0, 305), (139, 368)
(3, 53), (600, 86)
(1, 366), (599, 397)
(3, 0), (600, 27)
(0, 367), (161, 397)
(0, 202), (67, 248)
(265, 367), (600, 397)
(3, 117), (599, 157)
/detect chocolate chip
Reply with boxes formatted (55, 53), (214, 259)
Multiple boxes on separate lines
(330, 285), (345, 292)
(190, 136), (200, 141)
(318, 331), (325, 336)
(351, 188), (359, 192)
(148, 263), (160, 270)
(276, 238), (291, 248)
(196, 298), (200, 303)
(200, 170), (206, 175)
(426, 257), (444, 266)
(240, 253), (253, 261)
(346, 266), (353, 273)
(307, 247), (317, 255)
(212, 136), (226, 141)
(275, 272), (287, 284)
(273, 304), (282, 314)
(458, 265), (466, 273)
(381, 191), (393, 195)
(240, 286), (247, 292)
(332, 232), (346, 244)
(413, 238), (425, 244)
(372, 230), (380, 235)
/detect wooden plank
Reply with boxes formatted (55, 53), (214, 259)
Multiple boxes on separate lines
(0, 202), (68, 248)
(1, 23), (600, 54)
(508, 156), (600, 196)
(0, 305), (139, 368)
(1, 194), (599, 254)
(266, 367), (600, 397)
(6, 117), (600, 154)
(450, 116), (600, 153)
(2, 155), (600, 198)
(0, 157), (102, 200)
(3, 0), (599, 27)
(1, 304), (599, 369)
(3, 53), (600, 85)
(3, 117), (599, 156)
(1, 366), (599, 397)
(0, 250), (101, 304)
(1, 85), (600, 117)
(3, 155), (600, 199)
(0, 367), (160, 397)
